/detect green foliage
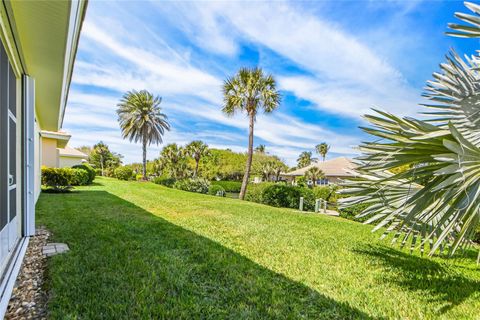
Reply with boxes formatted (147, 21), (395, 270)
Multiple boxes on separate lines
(244, 182), (275, 203)
(72, 164), (96, 184)
(159, 143), (189, 179)
(339, 203), (371, 223)
(304, 167), (324, 186)
(89, 141), (122, 175)
(173, 178), (210, 194)
(70, 169), (89, 186)
(136, 174), (144, 181)
(114, 166), (134, 181)
(210, 180), (242, 192)
(41, 167), (73, 192)
(208, 184), (225, 196)
(315, 143), (330, 162)
(153, 176), (177, 188)
(297, 151), (313, 169)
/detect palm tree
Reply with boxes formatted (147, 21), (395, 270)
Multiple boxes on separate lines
(160, 143), (186, 179)
(304, 167), (324, 187)
(255, 145), (266, 153)
(222, 67), (281, 200)
(341, 3), (480, 259)
(186, 140), (209, 177)
(315, 143), (330, 162)
(297, 151), (313, 168)
(117, 90), (170, 180)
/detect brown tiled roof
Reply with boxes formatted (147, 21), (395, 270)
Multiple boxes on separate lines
(284, 157), (356, 177)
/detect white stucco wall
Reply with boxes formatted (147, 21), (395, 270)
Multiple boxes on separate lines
(59, 156), (85, 168)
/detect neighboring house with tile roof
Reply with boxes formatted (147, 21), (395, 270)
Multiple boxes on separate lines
(58, 146), (89, 168)
(281, 157), (357, 185)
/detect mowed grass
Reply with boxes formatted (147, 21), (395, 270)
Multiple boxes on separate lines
(37, 177), (480, 319)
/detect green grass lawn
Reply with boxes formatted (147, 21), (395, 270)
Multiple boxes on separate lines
(37, 177), (480, 319)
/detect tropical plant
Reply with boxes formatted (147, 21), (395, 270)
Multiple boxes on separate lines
(304, 167), (324, 187)
(222, 67), (281, 200)
(315, 143), (330, 162)
(185, 140), (209, 177)
(340, 3), (480, 260)
(297, 151), (313, 168)
(89, 142), (113, 176)
(117, 90), (170, 180)
(255, 144), (266, 153)
(160, 143), (188, 179)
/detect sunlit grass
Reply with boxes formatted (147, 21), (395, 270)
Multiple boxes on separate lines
(37, 177), (480, 319)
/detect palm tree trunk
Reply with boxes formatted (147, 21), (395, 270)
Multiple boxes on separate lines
(194, 159), (199, 178)
(142, 138), (147, 180)
(239, 112), (254, 200)
(100, 155), (104, 176)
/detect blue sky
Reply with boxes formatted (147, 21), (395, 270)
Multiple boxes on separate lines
(63, 0), (479, 165)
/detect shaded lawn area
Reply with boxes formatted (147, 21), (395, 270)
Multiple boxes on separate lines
(37, 177), (480, 319)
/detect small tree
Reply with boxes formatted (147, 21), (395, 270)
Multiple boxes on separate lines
(185, 141), (209, 177)
(304, 167), (324, 186)
(89, 142), (122, 176)
(160, 143), (188, 179)
(255, 145), (266, 154)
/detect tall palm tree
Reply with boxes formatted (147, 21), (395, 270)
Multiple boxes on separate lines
(222, 67), (281, 200)
(117, 90), (170, 180)
(315, 143), (330, 162)
(186, 140), (209, 177)
(304, 167), (324, 187)
(297, 151), (313, 168)
(255, 144), (266, 154)
(341, 3), (480, 259)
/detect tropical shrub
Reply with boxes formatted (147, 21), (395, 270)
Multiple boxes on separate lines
(153, 176), (176, 188)
(72, 164), (96, 184)
(136, 174), (144, 181)
(340, 3), (480, 257)
(262, 185), (303, 209)
(114, 166), (134, 181)
(244, 182), (275, 203)
(173, 178), (210, 194)
(210, 180), (242, 193)
(339, 203), (370, 223)
(41, 167), (73, 192)
(70, 169), (89, 186)
(208, 184), (225, 196)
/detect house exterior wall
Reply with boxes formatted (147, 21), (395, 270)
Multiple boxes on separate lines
(59, 156), (85, 168)
(41, 137), (59, 167)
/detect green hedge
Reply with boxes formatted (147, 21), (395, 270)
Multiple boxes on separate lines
(70, 169), (89, 186)
(114, 166), (134, 181)
(173, 178), (210, 194)
(244, 182), (275, 203)
(208, 184), (225, 196)
(41, 167), (73, 192)
(210, 180), (242, 192)
(72, 164), (95, 184)
(153, 177), (177, 188)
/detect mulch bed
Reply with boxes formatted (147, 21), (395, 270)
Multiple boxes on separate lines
(5, 227), (50, 320)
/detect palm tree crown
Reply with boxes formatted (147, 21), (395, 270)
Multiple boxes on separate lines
(117, 90), (170, 179)
(315, 143), (330, 162)
(305, 167), (324, 186)
(297, 151), (313, 169)
(186, 140), (209, 177)
(222, 67), (281, 200)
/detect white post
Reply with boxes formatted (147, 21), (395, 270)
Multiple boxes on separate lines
(323, 199), (327, 213)
(299, 197), (304, 211)
(315, 199), (320, 213)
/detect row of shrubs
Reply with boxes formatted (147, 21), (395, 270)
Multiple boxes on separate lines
(210, 180), (242, 193)
(41, 164), (96, 192)
(153, 177), (226, 196)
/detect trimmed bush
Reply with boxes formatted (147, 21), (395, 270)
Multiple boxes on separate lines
(312, 185), (339, 209)
(173, 178), (210, 194)
(210, 180), (242, 193)
(72, 164), (95, 184)
(136, 174), (144, 181)
(70, 169), (89, 186)
(41, 167), (73, 192)
(262, 185), (304, 209)
(153, 177), (177, 188)
(208, 184), (225, 196)
(114, 166), (134, 181)
(244, 182), (275, 203)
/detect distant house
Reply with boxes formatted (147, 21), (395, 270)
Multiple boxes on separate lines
(281, 157), (356, 186)
(58, 146), (89, 168)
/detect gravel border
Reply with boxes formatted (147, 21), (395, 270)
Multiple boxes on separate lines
(5, 227), (50, 320)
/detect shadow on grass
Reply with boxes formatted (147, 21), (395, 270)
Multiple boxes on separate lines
(37, 190), (374, 319)
(355, 245), (480, 314)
